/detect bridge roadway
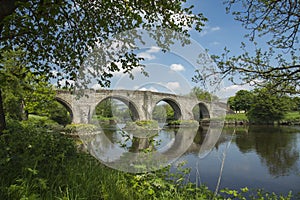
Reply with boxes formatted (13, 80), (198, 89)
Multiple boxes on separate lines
(55, 89), (226, 124)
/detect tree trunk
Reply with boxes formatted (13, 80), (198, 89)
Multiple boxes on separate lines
(0, 89), (7, 135)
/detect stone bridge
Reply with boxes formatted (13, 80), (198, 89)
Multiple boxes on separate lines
(55, 89), (226, 124)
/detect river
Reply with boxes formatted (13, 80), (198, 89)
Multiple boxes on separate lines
(173, 125), (300, 197)
(82, 124), (300, 197)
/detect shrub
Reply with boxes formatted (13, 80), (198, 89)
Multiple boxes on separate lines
(0, 120), (77, 199)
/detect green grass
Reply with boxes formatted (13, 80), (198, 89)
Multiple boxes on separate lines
(225, 111), (300, 124)
(225, 113), (248, 122)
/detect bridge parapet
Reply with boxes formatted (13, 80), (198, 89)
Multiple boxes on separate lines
(55, 89), (220, 124)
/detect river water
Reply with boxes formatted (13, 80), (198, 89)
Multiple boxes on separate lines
(84, 124), (300, 197)
(173, 125), (300, 197)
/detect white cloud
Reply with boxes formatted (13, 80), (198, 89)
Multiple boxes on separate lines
(137, 51), (156, 60)
(170, 64), (185, 72)
(211, 26), (221, 31)
(219, 84), (253, 98)
(200, 30), (209, 37)
(137, 46), (160, 60)
(110, 62), (143, 77)
(138, 87), (158, 92)
(166, 82), (180, 90)
(210, 41), (220, 46)
(200, 26), (221, 37)
(147, 46), (160, 53)
(91, 83), (102, 90)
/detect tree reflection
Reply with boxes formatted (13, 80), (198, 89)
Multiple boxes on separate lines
(235, 126), (299, 177)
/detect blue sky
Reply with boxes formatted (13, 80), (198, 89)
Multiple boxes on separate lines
(190, 0), (248, 55)
(84, 1), (258, 99)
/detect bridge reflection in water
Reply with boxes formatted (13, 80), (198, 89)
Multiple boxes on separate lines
(79, 122), (224, 173)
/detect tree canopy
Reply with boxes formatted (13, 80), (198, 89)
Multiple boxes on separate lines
(225, 0), (299, 50)
(247, 87), (289, 124)
(188, 86), (218, 101)
(194, 0), (299, 94)
(0, 0), (206, 85)
(227, 90), (253, 113)
(0, 0), (207, 133)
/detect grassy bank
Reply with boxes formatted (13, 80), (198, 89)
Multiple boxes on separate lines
(0, 118), (295, 199)
(225, 111), (300, 125)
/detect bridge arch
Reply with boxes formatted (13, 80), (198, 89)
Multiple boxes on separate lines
(192, 102), (210, 120)
(55, 97), (74, 121)
(153, 98), (182, 120)
(94, 96), (140, 121)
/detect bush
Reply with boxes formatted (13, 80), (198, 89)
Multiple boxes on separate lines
(64, 124), (98, 135)
(125, 120), (159, 130)
(0, 120), (77, 199)
(167, 120), (199, 127)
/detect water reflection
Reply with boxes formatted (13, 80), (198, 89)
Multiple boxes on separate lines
(234, 126), (300, 177)
(79, 124), (300, 194)
(176, 125), (300, 195)
(80, 125), (200, 173)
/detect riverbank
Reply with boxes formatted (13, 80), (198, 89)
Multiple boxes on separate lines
(225, 111), (300, 125)
(0, 117), (296, 199)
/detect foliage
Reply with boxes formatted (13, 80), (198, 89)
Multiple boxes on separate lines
(189, 86), (218, 101)
(0, 120), (76, 199)
(94, 98), (136, 122)
(64, 124), (98, 134)
(225, 112), (300, 125)
(167, 120), (199, 127)
(290, 96), (300, 111)
(47, 101), (72, 126)
(228, 90), (254, 113)
(0, 50), (29, 120)
(95, 98), (115, 118)
(24, 115), (64, 131)
(0, 50), (56, 121)
(0, 0), (206, 87)
(125, 120), (159, 130)
(281, 111), (300, 125)
(152, 103), (174, 122)
(0, 0), (207, 133)
(220, 187), (293, 200)
(247, 88), (290, 123)
(224, 0), (299, 50)
(194, 1), (300, 94)
(225, 113), (249, 122)
(227, 87), (300, 124)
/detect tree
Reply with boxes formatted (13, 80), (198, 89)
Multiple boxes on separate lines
(0, 50), (57, 121)
(48, 101), (72, 126)
(247, 87), (289, 124)
(189, 86), (218, 101)
(0, 0), (207, 133)
(152, 103), (175, 122)
(227, 96), (236, 112)
(0, 50), (31, 121)
(232, 90), (254, 113)
(194, 1), (299, 94)
(292, 96), (300, 111)
(95, 98), (115, 119)
(225, 0), (299, 50)
(152, 104), (167, 122)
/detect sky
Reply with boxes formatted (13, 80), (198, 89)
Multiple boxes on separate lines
(82, 1), (257, 99)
